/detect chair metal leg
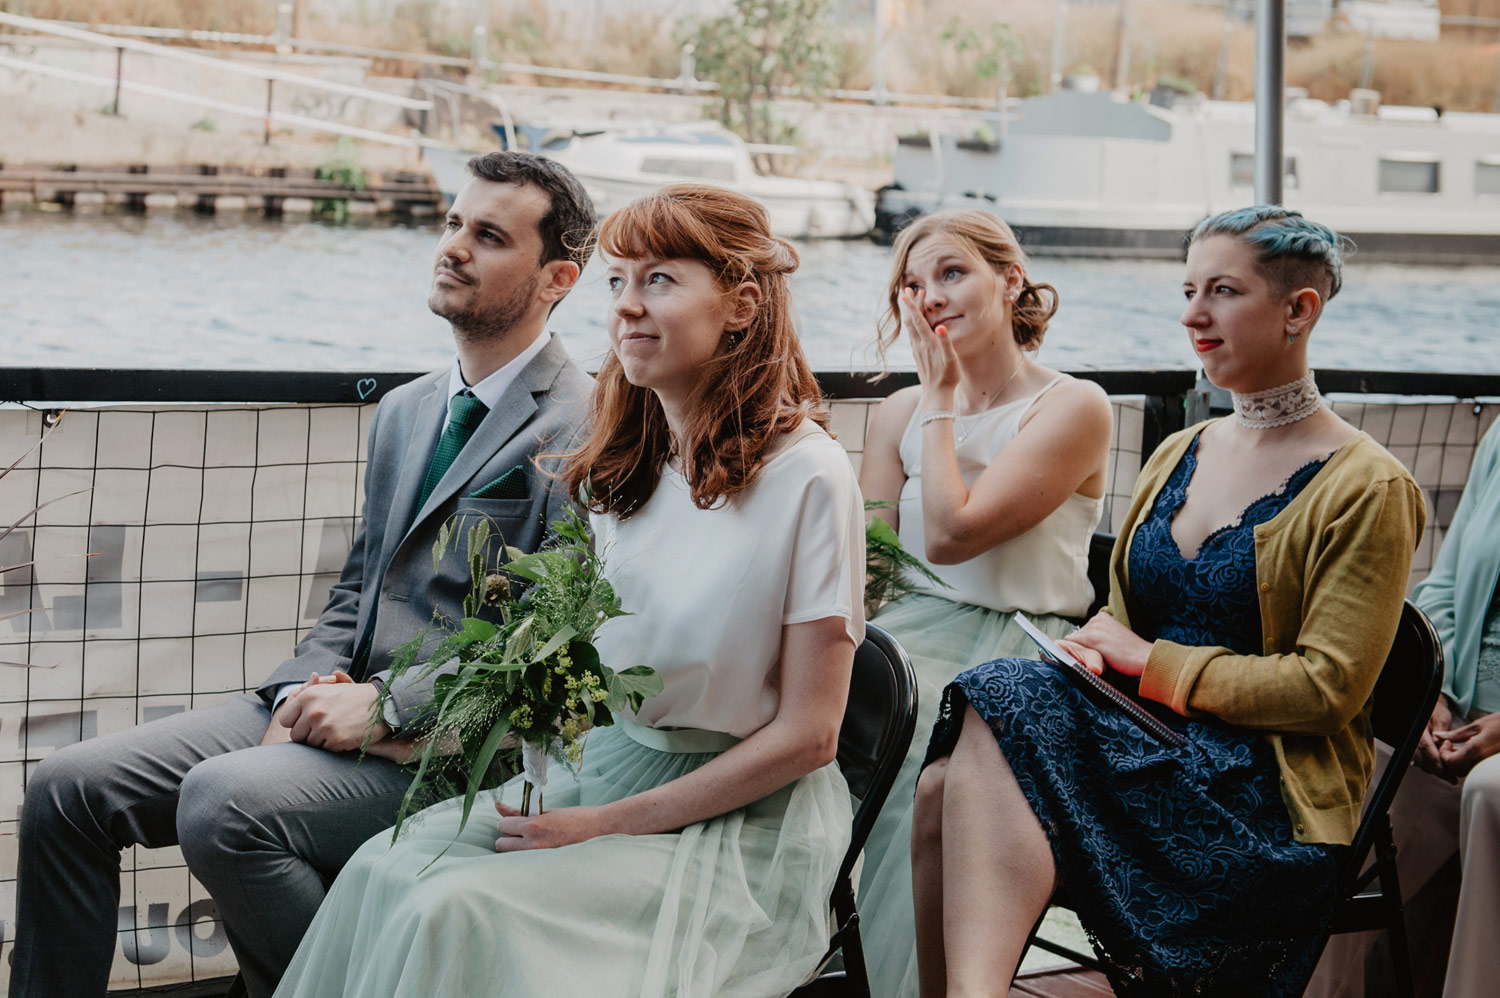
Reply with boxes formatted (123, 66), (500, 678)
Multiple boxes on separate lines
(1375, 824), (1415, 998)
(1016, 909), (1046, 985)
(839, 913), (872, 998)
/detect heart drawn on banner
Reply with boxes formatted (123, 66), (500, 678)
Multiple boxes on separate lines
(356, 378), (377, 400)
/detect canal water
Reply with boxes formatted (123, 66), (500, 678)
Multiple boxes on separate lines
(5, 209), (1500, 374)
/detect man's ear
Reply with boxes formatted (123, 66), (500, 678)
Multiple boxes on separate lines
(538, 260), (581, 305)
(727, 281), (762, 331)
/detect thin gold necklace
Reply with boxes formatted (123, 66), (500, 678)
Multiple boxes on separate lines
(954, 361), (1025, 445)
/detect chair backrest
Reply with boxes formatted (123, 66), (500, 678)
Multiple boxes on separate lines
(1086, 531), (1117, 618)
(1345, 600), (1445, 871)
(837, 622), (918, 881)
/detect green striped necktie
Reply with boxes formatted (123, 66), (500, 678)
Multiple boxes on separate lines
(417, 391), (489, 511)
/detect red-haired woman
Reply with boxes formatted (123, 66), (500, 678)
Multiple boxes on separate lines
(273, 185), (865, 998)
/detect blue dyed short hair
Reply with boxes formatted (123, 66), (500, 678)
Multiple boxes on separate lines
(1187, 206), (1349, 301)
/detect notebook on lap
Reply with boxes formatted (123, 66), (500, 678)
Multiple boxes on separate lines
(1014, 612), (1188, 748)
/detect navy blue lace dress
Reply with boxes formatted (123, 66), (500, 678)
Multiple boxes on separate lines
(926, 435), (1348, 996)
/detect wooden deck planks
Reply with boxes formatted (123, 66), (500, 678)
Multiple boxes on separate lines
(1012, 965), (1115, 997)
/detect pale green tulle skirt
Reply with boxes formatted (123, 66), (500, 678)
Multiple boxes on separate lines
(859, 594), (1075, 998)
(274, 720), (851, 998)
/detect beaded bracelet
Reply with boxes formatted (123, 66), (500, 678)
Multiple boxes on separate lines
(919, 409), (957, 427)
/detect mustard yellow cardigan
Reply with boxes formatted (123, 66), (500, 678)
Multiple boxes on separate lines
(1105, 422), (1425, 845)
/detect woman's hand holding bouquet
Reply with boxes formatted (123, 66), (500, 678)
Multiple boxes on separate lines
(367, 508), (662, 853)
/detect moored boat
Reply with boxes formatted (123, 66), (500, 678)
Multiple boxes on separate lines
(878, 89), (1500, 263)
(427, 120), (875, 240)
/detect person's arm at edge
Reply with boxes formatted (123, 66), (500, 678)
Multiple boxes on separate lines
(1414, 422), (1500, 703)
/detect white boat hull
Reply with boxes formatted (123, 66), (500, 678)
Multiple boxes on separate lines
(880, 92), (1500, 262)
(570, 171), (872, 240)
(426, 144), (874, 241)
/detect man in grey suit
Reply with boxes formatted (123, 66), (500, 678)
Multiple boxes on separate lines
(10, 152), (597, 998)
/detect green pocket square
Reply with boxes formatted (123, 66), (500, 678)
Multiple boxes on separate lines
(470, 466), (529, 500)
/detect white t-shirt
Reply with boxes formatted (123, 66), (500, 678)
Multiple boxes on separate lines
(591, 421), (866, 738)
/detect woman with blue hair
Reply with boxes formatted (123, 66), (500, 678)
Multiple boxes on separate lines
(910, 206), (1425, 996)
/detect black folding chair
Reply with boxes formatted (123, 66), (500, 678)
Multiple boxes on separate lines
(1085, 530), (1117, 617)
(1304, 600), (1444, 998)
(792, 622), (919, 998)
(1021, 600), (1446, 998)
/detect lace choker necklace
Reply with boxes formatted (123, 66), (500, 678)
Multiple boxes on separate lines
(1232, 371), (1323, 429)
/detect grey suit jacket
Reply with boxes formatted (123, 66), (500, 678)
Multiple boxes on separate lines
(257, 336), (593, 728)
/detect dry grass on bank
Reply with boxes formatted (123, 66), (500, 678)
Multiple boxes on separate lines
(884, 1), (1500, 110)
(18, 1), (269, 33)
(15, 0), (1500, 111)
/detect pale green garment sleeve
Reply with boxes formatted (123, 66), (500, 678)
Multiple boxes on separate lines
(1414, 420), (1500, 716)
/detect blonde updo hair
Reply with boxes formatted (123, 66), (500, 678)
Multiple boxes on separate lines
(876, 210), (1059, 366)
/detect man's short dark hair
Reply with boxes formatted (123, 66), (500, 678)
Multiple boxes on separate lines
(466, 151), (596, 272)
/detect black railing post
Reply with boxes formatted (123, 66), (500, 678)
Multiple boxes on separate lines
(1141, 392), (1186, 461)
(112, 47), (124, 115)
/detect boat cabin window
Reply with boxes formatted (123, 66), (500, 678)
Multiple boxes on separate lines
(1379, 157), (1441, 194)
(1230, 153), (1298, 189)
(1477, 161), (1500, 196)
(640, 157), (737, 182)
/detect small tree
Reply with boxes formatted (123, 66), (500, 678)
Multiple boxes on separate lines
(687, 0), (844, 172)
(939, 17), (1028, 97)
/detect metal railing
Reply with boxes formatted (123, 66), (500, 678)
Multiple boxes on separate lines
(0, 11), (445, 148)
(1, 11), (1008, 112)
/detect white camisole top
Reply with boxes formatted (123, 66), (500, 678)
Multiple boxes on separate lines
(895, 375), (1103, 619)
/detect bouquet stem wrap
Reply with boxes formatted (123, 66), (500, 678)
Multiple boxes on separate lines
(521, 741), (549, 814)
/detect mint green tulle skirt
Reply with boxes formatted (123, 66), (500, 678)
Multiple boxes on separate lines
(274, 720), (851, 998)
(859, 594), (1075, 998)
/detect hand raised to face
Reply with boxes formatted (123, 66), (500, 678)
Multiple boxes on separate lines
(899, 288), (962, 395)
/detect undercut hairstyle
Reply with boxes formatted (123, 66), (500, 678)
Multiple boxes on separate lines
(876, 210), (1059, 366)
(1187, 205), (1350, 301)
(466, 151), (596, 271)
(561, 183), (828, 518)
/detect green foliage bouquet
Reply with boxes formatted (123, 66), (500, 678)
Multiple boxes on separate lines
(374, 509), (661, 844)
(863, 499), (948, 617)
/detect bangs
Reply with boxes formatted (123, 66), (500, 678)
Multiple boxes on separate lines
(598, 188), (728, 267)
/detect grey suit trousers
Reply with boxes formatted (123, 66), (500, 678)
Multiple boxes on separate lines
(9, 694), (410, 998)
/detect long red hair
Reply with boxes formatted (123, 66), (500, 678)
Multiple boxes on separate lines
(563, 184), (828, 517)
